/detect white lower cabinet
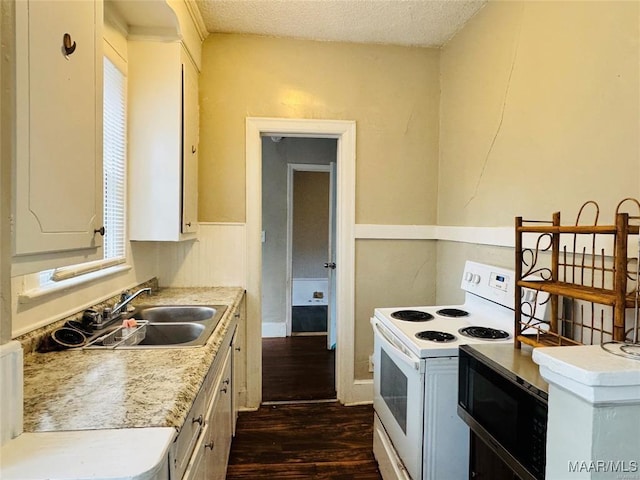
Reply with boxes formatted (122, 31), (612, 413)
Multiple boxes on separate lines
(174, 324), (236, 480)
(203, 348), (233, 479)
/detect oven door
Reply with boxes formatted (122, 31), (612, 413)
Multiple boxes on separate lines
(372, 317), (425, 480)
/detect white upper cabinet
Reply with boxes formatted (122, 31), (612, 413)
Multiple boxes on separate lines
(182, 48), (199, 235)
(13, 0), (104, 265)
(128, 41), (199, 241)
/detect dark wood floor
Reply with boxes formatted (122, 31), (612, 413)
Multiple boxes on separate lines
(262, 335), (336, 402)
(226, 336), (381, 479)
(226, 402), (382, 479)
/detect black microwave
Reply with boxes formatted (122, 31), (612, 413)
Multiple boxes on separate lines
(458, 344), (548, 480)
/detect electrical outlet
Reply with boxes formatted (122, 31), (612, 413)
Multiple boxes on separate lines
(368, 354), (374, 373)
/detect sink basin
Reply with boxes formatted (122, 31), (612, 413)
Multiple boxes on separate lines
(138, 323), (206, 346)
(84, 304), (228, 349)
(133, 306), (217, 323)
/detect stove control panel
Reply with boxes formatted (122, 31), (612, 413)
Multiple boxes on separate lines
(462, 261), (515, 308)
(488, 272), (510, 292)
(461, 261), (549, 320)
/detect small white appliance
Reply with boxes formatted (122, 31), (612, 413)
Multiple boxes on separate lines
(371, 261), (548, 480)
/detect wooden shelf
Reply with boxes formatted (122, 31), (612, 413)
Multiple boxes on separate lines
(517, 334), (581, 348)
(517, 280), (636, 307)
(517, 224), (639, 235)
(515, 203), (639, 348)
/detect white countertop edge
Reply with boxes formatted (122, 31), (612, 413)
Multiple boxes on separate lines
(0, 427), (176, 480)
(538, 365), (640, 404)
(533, 345), (640, 404)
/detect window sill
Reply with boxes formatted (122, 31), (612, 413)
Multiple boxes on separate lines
(18, 264), (132, 305)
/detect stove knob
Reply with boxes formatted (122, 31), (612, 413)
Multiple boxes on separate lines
(464, 272), (473, 282)
(472, 274), (481, 284)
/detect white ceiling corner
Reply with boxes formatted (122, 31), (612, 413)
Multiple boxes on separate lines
(195, 0), (487, 48)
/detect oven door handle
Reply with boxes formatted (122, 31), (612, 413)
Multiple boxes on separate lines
(372, 318), (422, 371)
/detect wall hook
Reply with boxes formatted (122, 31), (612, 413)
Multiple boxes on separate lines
(63, 33), (76, 57)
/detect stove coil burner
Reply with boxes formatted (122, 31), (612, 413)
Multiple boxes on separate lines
(391, 310), (434, 322)
(415, 330), (457, 343)
(436, 308), (469, 318)
(459, 326), (510, 340)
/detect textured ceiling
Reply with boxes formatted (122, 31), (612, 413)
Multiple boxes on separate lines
(195, 0), (487, 48)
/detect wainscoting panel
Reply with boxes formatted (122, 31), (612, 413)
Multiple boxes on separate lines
(158, 223), (246, 287)
(158, 223), (612, 289)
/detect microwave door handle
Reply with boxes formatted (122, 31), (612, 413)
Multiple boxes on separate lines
(373, 320), (421, 370)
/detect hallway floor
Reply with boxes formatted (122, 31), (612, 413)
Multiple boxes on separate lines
(262, 335), (336, 402)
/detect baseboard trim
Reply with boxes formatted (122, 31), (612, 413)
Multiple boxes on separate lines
(343, 378), (374, 406)
(262, 322), (286, 338)
(291, 331), (328, 337)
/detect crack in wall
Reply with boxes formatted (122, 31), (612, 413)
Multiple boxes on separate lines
(464, 5), (525, 209)
(410, 255), (430, 289)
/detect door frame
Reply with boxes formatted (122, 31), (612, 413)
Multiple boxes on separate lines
(286, 163), (333, 337)
(246, 117), (357, 408)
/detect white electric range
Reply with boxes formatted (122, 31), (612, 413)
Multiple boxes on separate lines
(371, 261), (548, 480)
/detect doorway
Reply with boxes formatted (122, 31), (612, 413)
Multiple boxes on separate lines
(261, 139), (337, 402)
(287, 164), (336, 343)
(246, 117), (359, 409)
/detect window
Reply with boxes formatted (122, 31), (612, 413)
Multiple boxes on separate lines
(36, 56), (127, 287)
(102, 56), (126, 261)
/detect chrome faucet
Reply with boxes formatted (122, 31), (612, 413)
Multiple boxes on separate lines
(105, 288), (151, 323)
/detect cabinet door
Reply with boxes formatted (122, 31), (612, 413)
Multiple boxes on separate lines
(14, 0), (103, 257)
(232, 294), (247, 433)
(181, 47), (198, 234)
(204, 348), (233, 480)
(182, 428), (207, 480)
(128, 41), (198, 242)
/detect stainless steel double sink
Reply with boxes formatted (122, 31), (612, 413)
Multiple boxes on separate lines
(84, 305), (228, 349)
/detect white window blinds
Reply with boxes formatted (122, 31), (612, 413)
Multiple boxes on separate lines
(103, 57), (126, 261)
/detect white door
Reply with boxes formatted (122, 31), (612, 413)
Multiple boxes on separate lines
(286, 163), (333, 336)
(326, 162), (337, 349)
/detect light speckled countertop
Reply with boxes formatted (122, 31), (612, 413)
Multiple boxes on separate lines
(22, 287), (244, 433)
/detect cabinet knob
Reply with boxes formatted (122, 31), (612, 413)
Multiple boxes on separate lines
(94, 226), (105, 236)
(192, 146), (196, 154)
(204, 441), (215, 450)
(235, 346), (241, 352)
(221, 386), (228, 394)
(62, 33), (77, 57)
(192, 414), (203, 426)
(186, 222), (192, 227)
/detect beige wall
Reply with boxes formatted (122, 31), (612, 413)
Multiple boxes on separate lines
(439, 1), (639, 228)
(199, 34), (441, 379)
(0, 0), (13, 344)
(293, 171), (330, 279)
(436, 0), (639, 305)
(355, 239), (436, 378)
(199, 33), (441, 225)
